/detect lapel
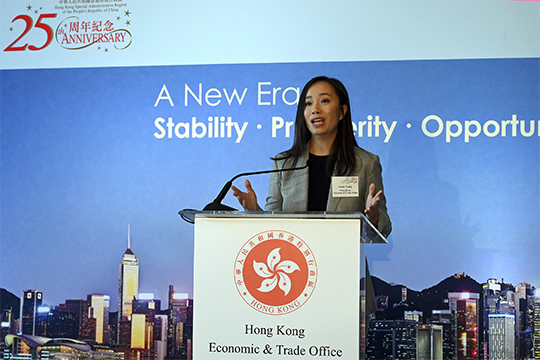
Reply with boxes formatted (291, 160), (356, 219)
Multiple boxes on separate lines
(295, 150), (310, 210)
(326, 171), (342, 211)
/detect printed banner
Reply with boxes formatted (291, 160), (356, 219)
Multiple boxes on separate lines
(193, 216), (361, 359)
(0, 58), (538, 308)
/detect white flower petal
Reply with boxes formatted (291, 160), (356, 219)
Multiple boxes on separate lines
(278, 273), (292, 296)
(276, 260), (300, 274)
(257, 275), (278, 293)
(267, 248), (281, 271)
(253, 260), (272, 278)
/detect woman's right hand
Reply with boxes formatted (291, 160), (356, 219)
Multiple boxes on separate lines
(231, 179), (258, 211)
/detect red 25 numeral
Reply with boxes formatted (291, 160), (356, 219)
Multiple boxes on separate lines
(4, 13), (57, 52)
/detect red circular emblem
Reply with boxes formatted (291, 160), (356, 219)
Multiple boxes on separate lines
(234, 230), (317, 315)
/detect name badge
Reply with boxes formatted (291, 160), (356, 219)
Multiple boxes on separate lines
(331, 176), (359, 197)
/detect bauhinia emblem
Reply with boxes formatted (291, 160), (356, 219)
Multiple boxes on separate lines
(234, 230), (318, 315)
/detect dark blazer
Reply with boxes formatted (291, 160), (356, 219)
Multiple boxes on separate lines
(264, 146), (391, 238)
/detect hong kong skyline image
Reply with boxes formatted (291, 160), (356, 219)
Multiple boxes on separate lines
(1, 223), (538, 359)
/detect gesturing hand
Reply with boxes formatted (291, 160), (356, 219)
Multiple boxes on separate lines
(365, 183), (382, 225)
(231, 179), (258, 211)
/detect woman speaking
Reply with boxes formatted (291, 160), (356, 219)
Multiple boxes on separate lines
(232, 76), (391, 239)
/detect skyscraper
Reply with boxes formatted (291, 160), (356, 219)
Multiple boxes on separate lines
(65, 299), (86, 339)
(366, 319), (418, 359)
(482, 279), (501, 358)
(130, 313), (148, 350)
(167, 286), (193, 360)
(20, 290), (43, 335)
(429, 310), (456, 360)
(118, 225), (139, 322)
(34, 306), (78, 339)
(155, 314), (168, 360)
(132, 294), (159, 358)
(416, 324), (443, 360)
(488, 313), (515, 360)
(534, 288), (540, 359)
(88, 294), (110, 344)
(448, 292), (480, 360)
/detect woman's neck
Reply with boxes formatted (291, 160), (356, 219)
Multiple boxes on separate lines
(309, 136), (335, 156)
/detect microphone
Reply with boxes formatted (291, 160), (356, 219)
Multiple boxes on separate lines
(203, 160), (311, 211)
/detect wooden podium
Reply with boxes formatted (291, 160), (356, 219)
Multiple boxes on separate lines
(183, 211), (387, 360)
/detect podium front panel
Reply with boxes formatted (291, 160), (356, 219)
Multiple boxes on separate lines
(193, 214), (364, 359)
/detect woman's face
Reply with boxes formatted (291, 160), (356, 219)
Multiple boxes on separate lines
(303, 81), (347, 141)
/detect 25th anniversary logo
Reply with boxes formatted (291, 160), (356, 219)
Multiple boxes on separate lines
(4, 1), (132, 53)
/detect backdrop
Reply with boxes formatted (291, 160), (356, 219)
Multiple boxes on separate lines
(1, 0), (538, 310)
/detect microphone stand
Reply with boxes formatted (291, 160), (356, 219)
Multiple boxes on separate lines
(203, 161), (310, 211)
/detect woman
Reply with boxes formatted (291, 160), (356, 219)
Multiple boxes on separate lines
(232, 76), (391, 238)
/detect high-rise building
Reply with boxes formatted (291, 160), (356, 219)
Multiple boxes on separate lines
(167, 286), (193, 360)
(519, 295), (535, 332)
(131, 313), (147, 349)
(118, 319), (131, 348)
(366, 319), (418, 359)
(65, 299), (86, 339)
(65, 299), (102, 342)
(108, 311), (119, 347)
(79, 300), (97, 342)
(519, 327), (534, 359)
(533, 287), (540, 359)
(416, 324), (443, 360)
(133, 294), (160, 321)
(498, 289), (517, 315)
(515, 282), (531, 301)
(132, 293), (159, 358)
(498, 289), (519, 358)
(155, 314), (168, 360)
(88, 294), (111, 344)
(517, 287), (535, 359)
(405, 310), (423, 323)
(429, 310), (456, 360)
(35, 306), (79, 339)
(448, 292), (480, 360)
(488, 313), (515, 360)
(115, 294), (158, 360)
(20, 290), (43, 335)
(118, 225), (139, 322)
(482, 278), (501, 358)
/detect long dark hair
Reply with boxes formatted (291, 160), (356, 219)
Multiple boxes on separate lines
(273, 76), (359, 175)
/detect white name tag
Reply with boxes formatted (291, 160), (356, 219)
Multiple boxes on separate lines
(331, 176), (359, 197)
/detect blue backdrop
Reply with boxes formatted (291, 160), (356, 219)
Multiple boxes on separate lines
(1, 58), (538, 307)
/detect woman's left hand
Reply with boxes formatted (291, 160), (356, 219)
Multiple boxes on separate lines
(231, 179), (258, 211)
(365, 183), (382, 225)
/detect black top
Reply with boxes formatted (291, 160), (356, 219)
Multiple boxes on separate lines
(307, 153), (332, 211)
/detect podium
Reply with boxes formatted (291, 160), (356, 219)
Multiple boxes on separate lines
(183, 211), (387, 360)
